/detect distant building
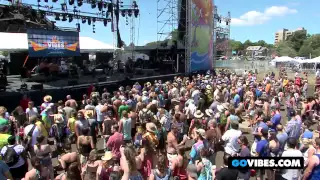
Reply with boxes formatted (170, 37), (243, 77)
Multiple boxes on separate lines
(274, 27), (307, 45)
(246, 46), (268, 56)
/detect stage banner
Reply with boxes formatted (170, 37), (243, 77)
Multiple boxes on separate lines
(190, 0), (214, 72)
(27, 29), (80, 57)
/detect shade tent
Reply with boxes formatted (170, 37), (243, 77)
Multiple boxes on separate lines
(271, 56), (294, 62)
(0, 32), (116, 52)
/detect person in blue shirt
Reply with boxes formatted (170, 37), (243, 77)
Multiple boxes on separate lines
(302, 121), (313, 139)
(255, 87), (263, 98)
(255, 128), (269, 180)
(268, 107), (282, 131)
(233, 93), (241, 108)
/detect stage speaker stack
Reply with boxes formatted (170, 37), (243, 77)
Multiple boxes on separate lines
(31, 84), (43, 90)
(68, 79), (78, 86)
(98, 76), (107, 82)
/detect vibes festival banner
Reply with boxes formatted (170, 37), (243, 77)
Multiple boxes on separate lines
(190, 0), (214, 72)
(27, 29), (80, 57)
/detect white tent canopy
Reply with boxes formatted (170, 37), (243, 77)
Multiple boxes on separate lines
(0, 32), (116, 52)
(271, 56), (295, 62)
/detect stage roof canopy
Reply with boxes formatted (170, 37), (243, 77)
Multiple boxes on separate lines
(0, 32), (116, 52)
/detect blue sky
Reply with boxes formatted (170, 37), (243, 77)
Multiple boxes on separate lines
(23, 0), (320, 45)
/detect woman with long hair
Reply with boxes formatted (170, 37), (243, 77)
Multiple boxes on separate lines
(120, 145), (143, 180)
(33, 135), (54, 179)
(77, 127), (94, 167)
(149, 154), (171, 180)
(55, 162), (81, 180)
(81, 150), (101, 179)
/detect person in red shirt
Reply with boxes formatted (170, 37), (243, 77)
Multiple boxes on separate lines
(19, 94), (30, 111)
(106, 124), (123, 161)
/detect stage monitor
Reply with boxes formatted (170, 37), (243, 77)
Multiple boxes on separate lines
(27, 29), (80, 57)
(189, 0), (214, 72)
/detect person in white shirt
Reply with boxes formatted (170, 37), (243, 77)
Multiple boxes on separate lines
(281, 137), (303, 180)
(222, 121), (242, 156)
(24, 117), (40, 149)
(0, 136), (27, 179)
(25, 101), (38, 120)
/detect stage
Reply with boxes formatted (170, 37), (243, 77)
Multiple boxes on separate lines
(0, 72), (181, 111)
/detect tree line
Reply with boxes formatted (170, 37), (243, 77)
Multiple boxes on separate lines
(276, 30), (320, 58)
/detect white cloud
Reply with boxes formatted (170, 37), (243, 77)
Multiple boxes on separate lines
(231, 6), (297, 26)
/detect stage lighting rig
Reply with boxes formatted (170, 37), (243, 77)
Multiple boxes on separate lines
(76, 23), (80, 31)
(107, 3), (113, 13)
(97, 1), (103, 11)
(44, 0), (48, 3)
(92, 17), (96, 23)
(55, 13), (60, 20)
(127, 9), (132, 17)
(82, 17), (86, 23)
(52, 0), (58, 2)
(88, 18), (91, 25)
(103, 19), (107, 26)
(132, 1), (138, 8)
(69, 0), (74, 6)
(134, 9), (139, 18)
(121, 10), (126, 17)
(68, 14), (73, 22)
(61, 3), (67, 11)
(77, 0), (83, 6)
(91, 0), (96, 9)
(92, 24), (95, 33)
(62, 13), (67, 21)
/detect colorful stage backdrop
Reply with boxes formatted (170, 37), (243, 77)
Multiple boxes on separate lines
(27, 29), (80, 57)
(190, 0), (214, 72)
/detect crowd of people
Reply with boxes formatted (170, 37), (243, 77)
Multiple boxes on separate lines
(0, 69), (319, 180)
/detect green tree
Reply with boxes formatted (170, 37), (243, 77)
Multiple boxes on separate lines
(276, 41), (297, 57)
(312, 48), (320, 58)
(298, 44), (312, 57)
(0, 51), (8, 57)
(243, 40), (252, 48)
(256, 40), (267, 47)
(287, 30), (307, 52)
(230, 40), (243, 51)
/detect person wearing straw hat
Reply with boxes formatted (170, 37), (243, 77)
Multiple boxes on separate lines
(96, 151), (119, 179)
(188, 110), (205, 137)
(189, 128), (207, 164)
(41, 95), (52, 111)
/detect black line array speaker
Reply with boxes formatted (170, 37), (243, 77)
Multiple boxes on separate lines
(98, 76), (107, 82)
(68, 79), (78, 86)
(31, 83), (43, 90)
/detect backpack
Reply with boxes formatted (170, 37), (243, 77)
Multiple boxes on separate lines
(219, 113), (227, 125)
(140, 109), (151, 123)
(2, 145), (19, 167)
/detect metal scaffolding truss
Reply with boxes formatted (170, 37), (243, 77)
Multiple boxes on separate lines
(214, 5), (231, 56)
(184, 0), (190, 73)
(157, 0), (178, 43)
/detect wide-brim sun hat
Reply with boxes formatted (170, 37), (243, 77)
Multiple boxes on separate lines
(43, 95), (52, 102)
(101, 151), (113, 161)
(206, 85), (212, 90)
(217, 103), (229, 112)
(196, 128), (206, 139)
(146, 122), (157, 133)
(194, 110), (204, 118)
(205, 109), (214, 117)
